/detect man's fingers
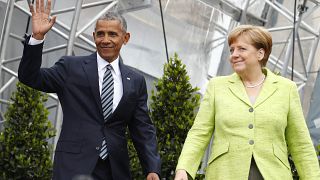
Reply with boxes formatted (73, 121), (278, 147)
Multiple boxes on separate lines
(29, 4), (35, 15)
(35, 0), (40, 13)
(45, 0), (52, 15)
(146, 173), (159, 180)
(49, 16), (56, 27)
(40, 0), (44, 13)
(149, 175), (156, 180)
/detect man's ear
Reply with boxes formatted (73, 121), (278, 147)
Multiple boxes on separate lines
(123, 32), (130, 45)
(93, 32), (96, 41)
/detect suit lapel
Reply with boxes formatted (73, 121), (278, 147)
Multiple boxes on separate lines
(113, 58), (131, 114)
(82, 53), (103, 117)
(228, 73), (252, 106)
(254, 69), (278, 108)
(227, 69), (279, 107)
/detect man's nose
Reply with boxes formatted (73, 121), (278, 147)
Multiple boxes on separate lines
(102, 35), (111, 43)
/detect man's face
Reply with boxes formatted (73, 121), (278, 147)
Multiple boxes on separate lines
(93, 20), (130, 62)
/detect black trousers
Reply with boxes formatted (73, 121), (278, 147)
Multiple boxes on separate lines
(92, 157), (113, 180)
(248, 157), (264, 180)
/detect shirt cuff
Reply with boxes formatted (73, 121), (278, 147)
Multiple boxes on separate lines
(28, 35), (44, 45)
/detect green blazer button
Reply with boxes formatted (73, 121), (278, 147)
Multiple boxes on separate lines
(249, 140), (254, 145)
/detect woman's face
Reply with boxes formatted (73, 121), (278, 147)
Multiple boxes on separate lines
(229, 36), (264, 74)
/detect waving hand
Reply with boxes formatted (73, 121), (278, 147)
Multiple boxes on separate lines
(28, 0), (56, 40)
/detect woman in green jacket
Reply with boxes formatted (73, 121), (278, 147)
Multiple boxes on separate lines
(175, 25), (320, 180)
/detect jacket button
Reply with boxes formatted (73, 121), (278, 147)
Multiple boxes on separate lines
(96, 147), (100, 150)
(249, 107), (254, 112)
(248, 124), (253, 129)
(249, 140), (254, 145)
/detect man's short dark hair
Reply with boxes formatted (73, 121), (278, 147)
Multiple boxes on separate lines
(97, 11), (127, 32)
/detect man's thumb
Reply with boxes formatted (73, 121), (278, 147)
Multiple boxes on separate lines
(49, 16), (57, 27)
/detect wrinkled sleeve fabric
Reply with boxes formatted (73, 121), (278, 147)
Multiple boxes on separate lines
(176, 79), (216, 179)
(18, 35), (68, 93)
(285, 82), (320, 179)
(128, 75), (161, 176)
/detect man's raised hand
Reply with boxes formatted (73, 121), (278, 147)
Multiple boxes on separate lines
(28, 0), (56, 40)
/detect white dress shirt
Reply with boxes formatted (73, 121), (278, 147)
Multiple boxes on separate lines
(97, 53), (123, 112)
(28, 36), (123, 112)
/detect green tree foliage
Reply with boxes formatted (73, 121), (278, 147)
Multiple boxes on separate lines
(128, 53), (200, 179)
(127, 138), (144, 179)
(316, 144), (320, 170)
(152, 53), (200, 178)
(317, 143), (320, 158)
(0, 82), (55, 179)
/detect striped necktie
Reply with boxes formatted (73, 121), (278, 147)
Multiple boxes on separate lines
(99, 64), (113, 160)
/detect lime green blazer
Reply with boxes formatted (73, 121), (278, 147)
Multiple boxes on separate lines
(176, 68), (320, 179)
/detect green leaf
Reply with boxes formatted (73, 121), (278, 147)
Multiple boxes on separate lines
(128, 53), (200, 179)
(0, 82), (55, 179)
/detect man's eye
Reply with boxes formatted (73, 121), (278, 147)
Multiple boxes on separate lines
(109, 33), (117, 37)
(96, 32), (104, 37)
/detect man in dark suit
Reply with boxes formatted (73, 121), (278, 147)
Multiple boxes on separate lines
(18, 0), (161, 179)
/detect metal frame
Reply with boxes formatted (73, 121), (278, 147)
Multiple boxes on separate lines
(1, 0), (320, 169)
(0, 0), (119, 149)
(0, 0), (156, 153)
(198, 0), (320, 94)
(195, 0), (320, 174)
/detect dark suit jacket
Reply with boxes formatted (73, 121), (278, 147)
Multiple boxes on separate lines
(18, 36), (161, 180)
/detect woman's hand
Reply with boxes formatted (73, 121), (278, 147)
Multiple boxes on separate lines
(174, 169), (188, 180)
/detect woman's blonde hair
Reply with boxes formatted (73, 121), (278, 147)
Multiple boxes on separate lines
(228, 25), (272, 67)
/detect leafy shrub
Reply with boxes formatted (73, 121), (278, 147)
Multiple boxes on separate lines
(0, 82), (55, 179)
(128, 53), (200, 179)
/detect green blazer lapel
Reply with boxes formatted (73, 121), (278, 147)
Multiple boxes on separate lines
(228, 73), (252, 106)
(254, 68), (278, 108)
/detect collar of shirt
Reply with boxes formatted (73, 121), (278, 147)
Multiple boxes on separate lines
(96, 53), (123, 111)
(96, 53), (121, 76)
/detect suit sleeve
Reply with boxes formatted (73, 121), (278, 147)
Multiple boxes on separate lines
(18, 36), (68, 93)
(285, 82), (320, 179)
(176, 79), (216, 179)
(128, 76), (161, 176)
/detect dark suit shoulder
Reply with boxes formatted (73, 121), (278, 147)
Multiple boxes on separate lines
(61, 53), (96, 63)
(120, 63), (146, 80)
